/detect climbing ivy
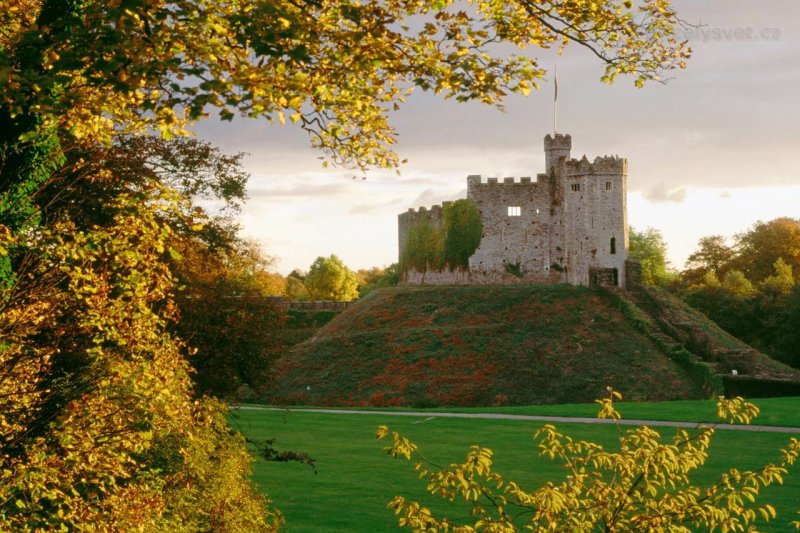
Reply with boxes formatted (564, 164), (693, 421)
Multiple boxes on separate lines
(401, 199), (482, 274)
(443, 200), (482, 270)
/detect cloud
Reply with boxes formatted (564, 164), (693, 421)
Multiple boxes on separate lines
(643, 183), (687, 203)
(349, 198), (404, 215)
(248, 182), (352, 199)
(410, 188), (466, 208)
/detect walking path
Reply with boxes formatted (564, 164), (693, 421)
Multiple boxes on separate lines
(234, 405), (800, 434)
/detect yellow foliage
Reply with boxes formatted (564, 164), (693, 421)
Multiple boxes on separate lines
(0, 184), (279, 531)
(379, 391), (800, 531)
(1, 0), (691, 171)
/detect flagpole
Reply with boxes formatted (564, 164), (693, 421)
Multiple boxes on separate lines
(553, 64), (558, 135)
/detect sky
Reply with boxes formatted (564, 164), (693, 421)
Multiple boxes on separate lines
(194, 0), (800, 275)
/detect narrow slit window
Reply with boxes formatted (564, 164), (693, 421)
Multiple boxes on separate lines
(605, 181), (612, 191)
(571, 183), (581, 192)
(610, 237), (616, 255)
(507, 206), (521, 217)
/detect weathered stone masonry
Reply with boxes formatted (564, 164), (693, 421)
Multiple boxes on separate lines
(399, 133), (629, 287)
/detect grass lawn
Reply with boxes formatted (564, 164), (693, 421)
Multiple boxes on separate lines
(231, 398), (800, 532)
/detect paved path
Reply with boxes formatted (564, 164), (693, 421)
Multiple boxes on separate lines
(234, 406), (800, 434)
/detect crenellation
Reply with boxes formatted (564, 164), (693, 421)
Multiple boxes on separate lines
(563, 154), (627, 177)
(467, 176), (542, 186)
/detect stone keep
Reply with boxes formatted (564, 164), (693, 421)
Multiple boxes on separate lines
(398, 133), (629, 287)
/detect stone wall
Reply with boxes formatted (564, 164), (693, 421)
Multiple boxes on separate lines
(466, 175), (564, 284)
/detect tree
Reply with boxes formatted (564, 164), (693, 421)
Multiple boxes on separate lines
(304, 255), (359, 301)
(0, 186), (280, 530)
(761, 258), (795, 297)
(683, 235), (734, 286)
(379, 392), (800, 531)
(733, 218), (800, 283)
(721, 270), (756, 299)
(287, 274), (311, 301)
(173, 237), (289, 399)
(357, 263), (400, 298)
(679, 227), (800, 368)
(628, 227), (673, 286)
(767, 285), (800, 368)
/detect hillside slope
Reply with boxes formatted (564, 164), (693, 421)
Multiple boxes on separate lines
(269, 285), (719, 407)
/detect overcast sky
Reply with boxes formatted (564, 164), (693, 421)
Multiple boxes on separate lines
(195, 0), (800, 275)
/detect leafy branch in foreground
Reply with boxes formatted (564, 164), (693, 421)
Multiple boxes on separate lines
(378, 390), (800, 531)
(2, 0), (691, 172)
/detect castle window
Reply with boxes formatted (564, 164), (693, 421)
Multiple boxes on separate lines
(571, 184), (580, 192)
(507, 206), (521, 217)
(610, 237), (617, 255)
(605, 181), (612, 191)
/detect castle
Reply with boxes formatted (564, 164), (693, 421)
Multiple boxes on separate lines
(398, 133), (629, 287)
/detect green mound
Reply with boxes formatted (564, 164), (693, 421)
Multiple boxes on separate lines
(269, 285), (715, 407)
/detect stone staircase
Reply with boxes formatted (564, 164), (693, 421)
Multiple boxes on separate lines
(624, 285), (758, 373)
(609, 282), (800, 397)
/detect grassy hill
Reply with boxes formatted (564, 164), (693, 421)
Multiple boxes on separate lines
(272, 284), (782, 407)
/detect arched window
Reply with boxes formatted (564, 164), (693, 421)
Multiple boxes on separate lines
(610, 237), (616, 255)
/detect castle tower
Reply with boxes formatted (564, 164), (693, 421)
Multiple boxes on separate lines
(544, 133), (571, 172)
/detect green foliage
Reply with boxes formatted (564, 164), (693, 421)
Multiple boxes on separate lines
(629, 226), (674, 286)
(401, 200), (482, 274)
(682, 254), (800, 369)
(603, 290), (653, 333)
(734, 218), (800, 283)
(380, 393), (800, 531)
(683, 235), (734, 285)
(443, 200), (483, 270)
(304, 254), (359, 301)
(286, 275), (310, 300)
(402, 214), (446, 274)
(504, 260), (524, 278)
(176, 291), (287, 400)
(722, 269), (757, 298)
(768, 287), (800, 368)
(762, 258), (795, 296)
(358, 263), (400, 298)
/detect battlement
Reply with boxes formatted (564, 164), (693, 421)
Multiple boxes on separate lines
(467, 175), (540, 187)
(544, 133), (572, 149)
(563, 154), (627, 176)
(401, 201), (452, 216)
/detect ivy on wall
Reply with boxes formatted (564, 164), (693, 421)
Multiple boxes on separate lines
(401, 199), (482, 273)
(443, 199), (483, 269)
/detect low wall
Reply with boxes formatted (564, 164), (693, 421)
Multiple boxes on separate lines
(401, 267), (563, 285)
